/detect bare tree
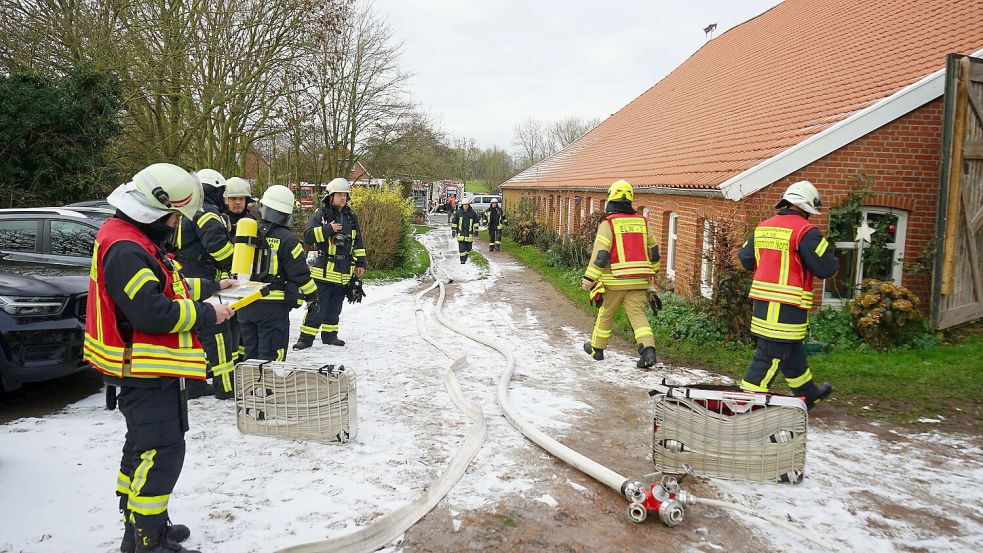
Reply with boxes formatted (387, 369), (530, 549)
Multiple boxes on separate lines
(549, 115), (601, 151)
(0, 0), (350, 176)
(303, 1), (412, 183)
(512, 117), (550, 170)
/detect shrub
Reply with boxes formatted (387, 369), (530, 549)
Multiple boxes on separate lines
(349, 185), (414, 270)
(849, 278), (924, 350)
(810, 305), (861, 349)
(651, 293), (725, 342)
(697, 213), (756, 341)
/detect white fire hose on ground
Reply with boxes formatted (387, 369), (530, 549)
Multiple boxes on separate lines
(277, 232), (839, 552)
(275, 252), (487, 553)
(420, 232), (841, 552)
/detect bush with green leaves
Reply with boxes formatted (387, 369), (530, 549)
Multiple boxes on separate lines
(650, 293), (725, 342)
(849, 279), (924, 350)
(348, 185), (414, 270)
(810, 305), (862, 349)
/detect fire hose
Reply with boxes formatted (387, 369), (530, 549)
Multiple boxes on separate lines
(422, 227), (840, 552)
(274, 244), (487, 553)
(276, 228), (839, 552)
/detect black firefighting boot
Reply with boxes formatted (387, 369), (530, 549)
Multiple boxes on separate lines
(135, 526), (198, 552)
(213, 376), (234, 400)
(292, 334), (315, 351)
(636, 346), (658, 369)
(127, 521), (191, 553)
(583, 342), (604, 361)
(322, 332), (346, 346)
(798, 381), (833, 411)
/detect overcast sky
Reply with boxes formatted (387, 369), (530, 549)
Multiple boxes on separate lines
(372, 0), (785, 151)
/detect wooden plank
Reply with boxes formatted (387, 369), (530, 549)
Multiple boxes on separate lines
(965, 141), (983, 160)
(961, 186), (983, 303)
(941, 57), (970, 296)
(972, 61), (983, 82)
(972, 204), (983, 233)
(939, 301), (983, 329)
(967, 89), (983, 127)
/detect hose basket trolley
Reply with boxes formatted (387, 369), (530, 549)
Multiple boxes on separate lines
(235, 359), (358, 444)
(650, 380), (807, 484)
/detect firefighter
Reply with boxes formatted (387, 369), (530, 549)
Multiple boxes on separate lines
(172, 168), (236, 399)
(224, 176), (258, 233)
(86, 163), (236, 553)
(486, 199), (507, 252)
(223, 176), (256, 364)
(293, 177), (367, 349)
(447, 194), (457, 223)
(452, 198), (479, 264)
(738, 181), (839, 409)
(237, 185), (318, 361)
(581, 180), (661, 369)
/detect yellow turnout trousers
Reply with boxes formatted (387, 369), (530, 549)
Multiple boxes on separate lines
(590, 289), (654, 350)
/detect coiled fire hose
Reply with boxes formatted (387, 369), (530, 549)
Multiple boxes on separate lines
(275, 249), (487, 553)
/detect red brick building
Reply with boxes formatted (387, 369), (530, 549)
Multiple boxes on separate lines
(502, 0), (983, 319)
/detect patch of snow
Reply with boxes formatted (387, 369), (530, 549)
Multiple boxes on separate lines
(1, 224), (979, 553)
(918, 417), (942, 423)
(535, 494), (558, 508)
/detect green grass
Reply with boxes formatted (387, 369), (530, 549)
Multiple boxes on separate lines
(363, 235), (430, 281)
(413, 224), (432, 234)
(469, 250), (490, 272)
(501, 236), (983, 429)
(464, 180), (495, 194)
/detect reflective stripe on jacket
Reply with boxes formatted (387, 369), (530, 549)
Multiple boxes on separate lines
(606, 213), (656, 279)
(84, 218), (208, 380)
(748, 214), (816, 309)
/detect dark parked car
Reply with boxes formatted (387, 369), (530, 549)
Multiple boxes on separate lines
(0, 207), (107, 391)
(0, 262), (89, 392)
(0, 207), (110, 267)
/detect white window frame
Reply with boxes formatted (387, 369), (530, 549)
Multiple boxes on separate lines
(822, 207), (908, 305)
(700, 219), (715, 298)
(666, 212), (679, 279)
(557, 197), (564, 232)
(588, 198), (596, 214)
(567, 198), (573, 234)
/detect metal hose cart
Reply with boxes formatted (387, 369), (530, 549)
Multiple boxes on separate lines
(235, 359), (357, 444)
(650, 380), (807, 484)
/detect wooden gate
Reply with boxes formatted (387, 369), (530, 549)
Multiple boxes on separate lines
(934, 54), (983, 330)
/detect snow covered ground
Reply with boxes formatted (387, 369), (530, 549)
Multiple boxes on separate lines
(1, 226), (980, 552)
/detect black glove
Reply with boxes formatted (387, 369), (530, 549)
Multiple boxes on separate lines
(648, 290), (663, 314)
(346, 276), (366, 304)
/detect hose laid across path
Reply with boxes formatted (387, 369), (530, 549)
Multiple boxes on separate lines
(277, 228), (838, 552)
(422, 228), (840, 553)
(276, 245), (487, 553)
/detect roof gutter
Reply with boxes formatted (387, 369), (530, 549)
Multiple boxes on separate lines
(500, 185), (724, 197)
(717, 47), (983, 201)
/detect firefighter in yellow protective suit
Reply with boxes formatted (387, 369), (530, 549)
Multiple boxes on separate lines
(87, 163), (236, 552)
(581, 180), (661, 369)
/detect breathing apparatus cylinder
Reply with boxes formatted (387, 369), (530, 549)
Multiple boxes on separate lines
(232, 217), (258, 282)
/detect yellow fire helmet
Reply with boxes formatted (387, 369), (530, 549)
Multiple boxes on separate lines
(607, 179), (634, 203)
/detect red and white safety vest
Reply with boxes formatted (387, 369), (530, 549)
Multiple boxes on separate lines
(84, 218), (208, 380)
(606, 213), (656, 278)
(748, 214), (816, 309)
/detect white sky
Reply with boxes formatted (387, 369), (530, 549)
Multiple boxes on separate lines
(373, 0), (785, 151)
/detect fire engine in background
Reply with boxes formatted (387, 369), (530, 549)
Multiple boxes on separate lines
(289, 183), (318, 209)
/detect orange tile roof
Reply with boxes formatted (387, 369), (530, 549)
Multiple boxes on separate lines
(505, 0), (983, 191)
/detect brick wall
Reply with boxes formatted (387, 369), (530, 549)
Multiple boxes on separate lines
(503, 98), (944, 305)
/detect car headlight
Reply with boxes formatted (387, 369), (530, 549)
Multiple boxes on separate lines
(0, 295), (66, 316)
